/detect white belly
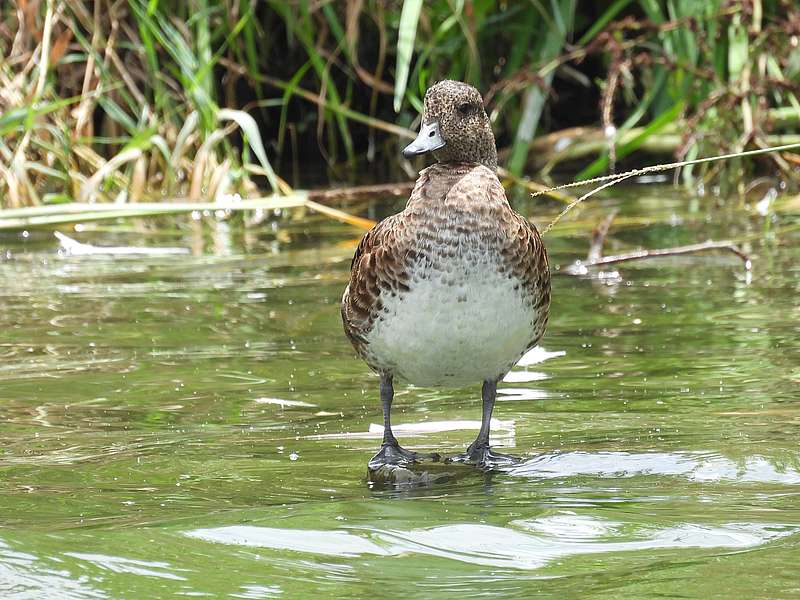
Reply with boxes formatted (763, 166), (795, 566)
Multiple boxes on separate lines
(364, 262), (539, 386)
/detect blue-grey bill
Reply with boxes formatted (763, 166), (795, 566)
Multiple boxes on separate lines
(402, 121), (446, 158)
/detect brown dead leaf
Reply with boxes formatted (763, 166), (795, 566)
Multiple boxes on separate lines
(49, 28), (73, 64)
(781, 152), (800, 166)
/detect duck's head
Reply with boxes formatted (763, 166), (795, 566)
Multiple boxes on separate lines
(402, 80), (497, 170)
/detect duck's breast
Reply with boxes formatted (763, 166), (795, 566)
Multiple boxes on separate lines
(363, 243), (541, 386)
(353, 163), (549, 386)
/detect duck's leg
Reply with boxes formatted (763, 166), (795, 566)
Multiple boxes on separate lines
(450, 380), (519, 469)
(368, 374), (440, 470)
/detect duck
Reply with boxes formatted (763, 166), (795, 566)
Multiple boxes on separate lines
(341, 80), (551, 470)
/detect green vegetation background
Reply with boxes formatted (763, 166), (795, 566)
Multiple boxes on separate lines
(1, 0), (799, 207)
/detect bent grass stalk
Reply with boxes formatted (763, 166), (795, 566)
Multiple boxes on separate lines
(0, 194), (377, 231)
(539, 142), (800, 235)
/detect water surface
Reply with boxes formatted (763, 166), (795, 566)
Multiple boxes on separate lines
(1, 186), (798, 598)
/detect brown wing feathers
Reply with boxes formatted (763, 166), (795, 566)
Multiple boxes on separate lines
(341, 215), (410, 352)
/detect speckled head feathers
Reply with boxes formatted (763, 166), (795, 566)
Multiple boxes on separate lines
(422, 80), (497, 170)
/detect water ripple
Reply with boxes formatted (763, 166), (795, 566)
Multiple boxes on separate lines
(185, 518), (797, 571)
(508, 451), (800, 484)
(0, 539), (104, 599)
(63, 553), (187, 581)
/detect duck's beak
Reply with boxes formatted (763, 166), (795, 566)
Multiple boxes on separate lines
(402, 121), (445, 158)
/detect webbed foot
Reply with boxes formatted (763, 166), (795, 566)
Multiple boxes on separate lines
(448, 443), (520, 470)
(368, 442), (440, 470)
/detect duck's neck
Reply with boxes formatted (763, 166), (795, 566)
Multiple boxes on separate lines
(471, 139), (498, 170)
(477, 147), (498, 171)
(407, 161), (503, 213)
(432, 132), (498, 171)
(434, 153), (497, 171)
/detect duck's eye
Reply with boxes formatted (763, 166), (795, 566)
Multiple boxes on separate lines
(458, 102), (473, 116)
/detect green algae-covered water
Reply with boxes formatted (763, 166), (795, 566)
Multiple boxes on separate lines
(1, 186), (798, 598)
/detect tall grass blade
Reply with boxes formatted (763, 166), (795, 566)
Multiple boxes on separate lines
(576, 101), (683, 180)
(80, 148), (143, 202)
(217, 109), (279, 193)
(507, 0), (575, 175)
(394, 0), (423, 112)
(576, 0), (633, 45)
